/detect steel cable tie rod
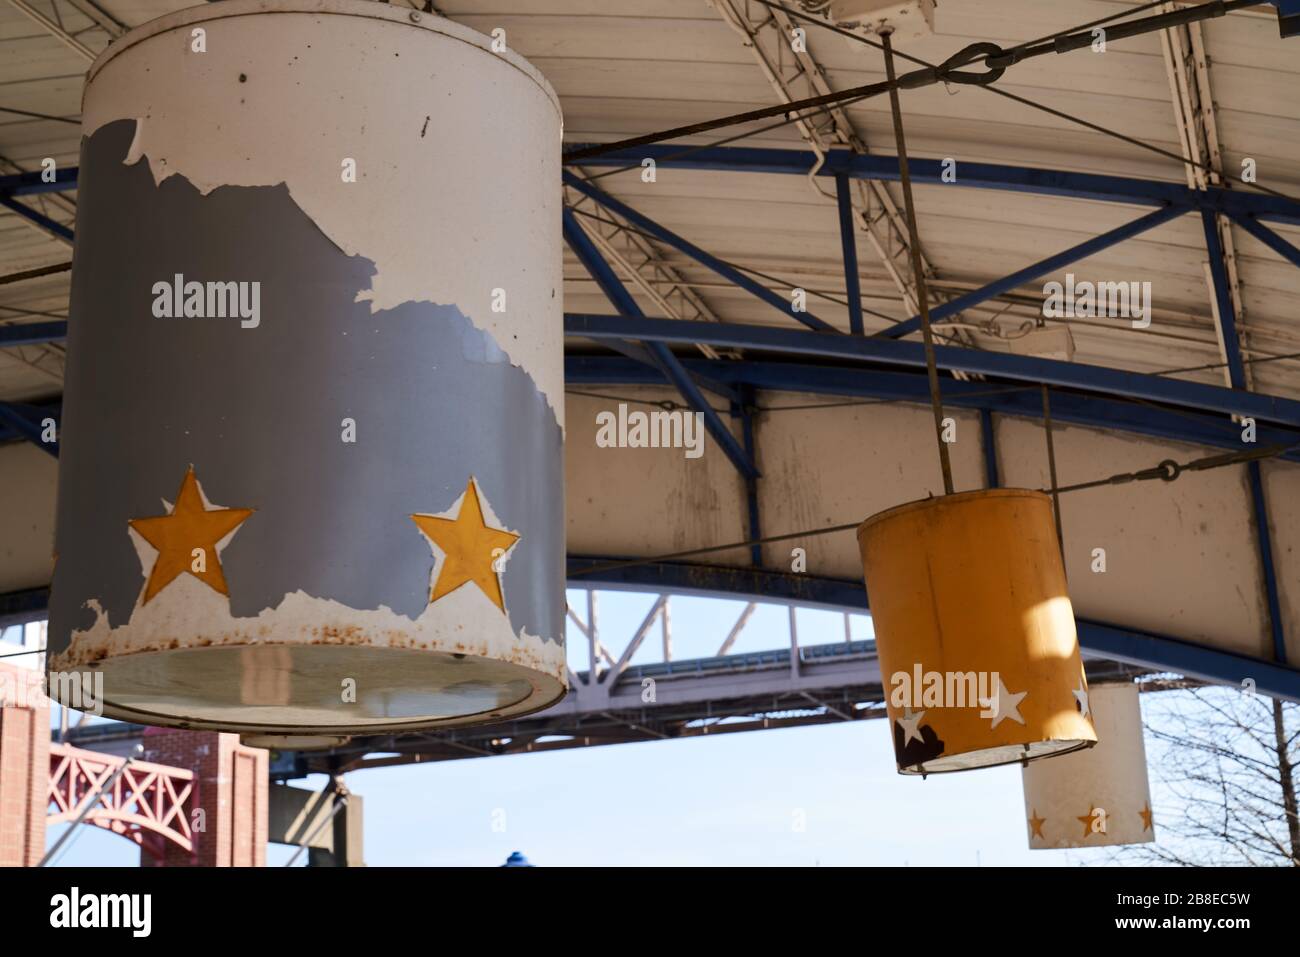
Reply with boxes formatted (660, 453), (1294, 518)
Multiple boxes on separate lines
(563, 0), (1256, 163)
(571, 442), (1300, 576)
(561, 44), (1003, 163)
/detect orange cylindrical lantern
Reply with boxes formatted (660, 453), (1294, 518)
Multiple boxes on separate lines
(858, 489), (1096, 774)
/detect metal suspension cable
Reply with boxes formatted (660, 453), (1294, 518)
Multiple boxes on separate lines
(1041, 384), (1065, 560)
(977, 0), (1170, 61)
(0, 105), (79, 124)
(568, 440), (1300, 578)
(564, 0), (1298, 207)
(567, 7), (1106, 188)
(561, 38), (1004, 162)
(39, 757), (135, 867)
(284, 789), (348, 867)
(565, 0), (1118, 183)
(748, 0), (1300, 205)
(1051, 441), (1297, 494)
(578, 93), (882, 184)
(882, 29), (954, 494)
(984, 0), (1253, 67)
(0, 262), (71, 286)
(978, 84), (1298, 204)
(0, 645), (45, 659)
(566, 383), (1045, 416)
(563, 0), (1240, 160)
(1156, 349), (1300, 377)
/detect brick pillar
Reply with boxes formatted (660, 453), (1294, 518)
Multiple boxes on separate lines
(0, 662), (49, 867)
(140, 729), (268, 867)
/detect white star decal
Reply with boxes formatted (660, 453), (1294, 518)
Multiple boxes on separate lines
(1073, 683), (1090, 717)
(980, 676), (1027, 728)
(897, 708), (926, 746)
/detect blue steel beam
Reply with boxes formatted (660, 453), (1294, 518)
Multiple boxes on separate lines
(19, 321), (1300, 456)
(562, 208), (760, 479)
(733, 385), (763, 566)
(0, 321), (68, 347)
(0, 167), (79, 197)
(566, 356), (1300, 462)
(883, 205), (1186, 339)
(834, 174), (864, 336)
(566, 146), (1300, 226)
(0, 195), (74, 242)
(568, 558), (868, 611)
(1079, 621), (1299, 702)
(563, 171), (838, 334)
(4, 563), (1296, 700)
(1202, 211), (1248, 391)
(1227, 212), (1300, 269)
(0, 401), (58, 456)
(1248, 462), (1288, 664)
(1202, 210), (1289, 666)
(34, 159), (1300, 225)
(569, 559), (1300, 702)
(5, 562), (1298, 701)
(0, 587), (49, 627)
(0, 398), (60, 446)
(566, 314), (1300, 429)
(1273, 0), (1300, 36)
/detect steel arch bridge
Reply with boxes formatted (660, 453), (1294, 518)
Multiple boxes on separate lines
(46, 742), (197, 862)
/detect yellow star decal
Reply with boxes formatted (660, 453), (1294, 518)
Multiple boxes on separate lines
(1077, 805), (1106, 840)
(1028, 809), (1046, 840)
(411, 478), (519, 612)
(1139, 802), (1154, 832)
(129, 467), (254, 604)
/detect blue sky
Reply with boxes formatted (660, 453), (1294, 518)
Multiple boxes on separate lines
(21, 593), (1136, 867)
(48, 712), (1091, 867)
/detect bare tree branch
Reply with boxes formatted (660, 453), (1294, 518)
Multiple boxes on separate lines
(1119, 687), (1298, 867)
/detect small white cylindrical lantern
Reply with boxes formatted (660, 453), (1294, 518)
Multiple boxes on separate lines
(1022, 680), (1155, 849)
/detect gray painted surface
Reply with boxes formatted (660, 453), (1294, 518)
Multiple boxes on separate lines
(49, 120), (563, 653)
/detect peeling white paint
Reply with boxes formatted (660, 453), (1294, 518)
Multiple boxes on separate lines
(50, 470), (564, 729)
(50, 578), (567, 727)
(55, 580), (565, 681)
(81, 0), (564, 424)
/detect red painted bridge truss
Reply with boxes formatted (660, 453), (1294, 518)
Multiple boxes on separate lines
(47, 743), (197, 863)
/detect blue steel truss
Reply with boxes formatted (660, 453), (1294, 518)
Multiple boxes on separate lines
(568, 560), (1300, 703)
(3, 147), (1297, 690)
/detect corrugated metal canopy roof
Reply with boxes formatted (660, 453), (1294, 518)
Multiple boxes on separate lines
(1, 0), (1298, 402)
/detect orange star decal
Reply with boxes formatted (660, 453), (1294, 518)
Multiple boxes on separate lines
(1139, 802), (1154, 832)
(129, 467), (254, 604)
(1077, 805), (1107, 840)
(1028, 809), (1046, 840)
(411, 478), (519, 612)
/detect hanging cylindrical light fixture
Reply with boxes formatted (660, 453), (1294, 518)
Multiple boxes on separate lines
(857, 489), (1097, 773)
(858, 37), (1094, 774)
(46, 0), (566, 733)
(1022, 680), (1155, 848)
